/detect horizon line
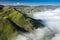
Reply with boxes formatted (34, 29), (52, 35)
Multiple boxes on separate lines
(1, 3), (60, 6)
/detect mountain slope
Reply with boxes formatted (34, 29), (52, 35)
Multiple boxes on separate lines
(0, 5), (44, 40)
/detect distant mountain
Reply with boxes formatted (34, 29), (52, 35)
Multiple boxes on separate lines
(10, 5), (60, 14)
(35, 5), (60, 9)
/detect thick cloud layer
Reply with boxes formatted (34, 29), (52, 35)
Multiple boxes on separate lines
(33, 8), (60, 40)
(16, 8), (60, 40)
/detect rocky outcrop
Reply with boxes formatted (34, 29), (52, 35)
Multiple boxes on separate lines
(0, 5), (44, 40)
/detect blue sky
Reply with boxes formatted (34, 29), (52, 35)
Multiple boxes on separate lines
(0, 0), (60, 5)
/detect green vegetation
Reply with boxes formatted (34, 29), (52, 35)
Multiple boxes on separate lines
(0, 5), (44, 40)
(0, 6), (33, 40)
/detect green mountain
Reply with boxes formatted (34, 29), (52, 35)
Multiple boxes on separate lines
(0, 5), (44, 40)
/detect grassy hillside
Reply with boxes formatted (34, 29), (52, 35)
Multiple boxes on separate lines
(0, 5), (44, 40)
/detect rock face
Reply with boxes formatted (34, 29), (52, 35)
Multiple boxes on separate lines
(0, 5), (44, 40)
